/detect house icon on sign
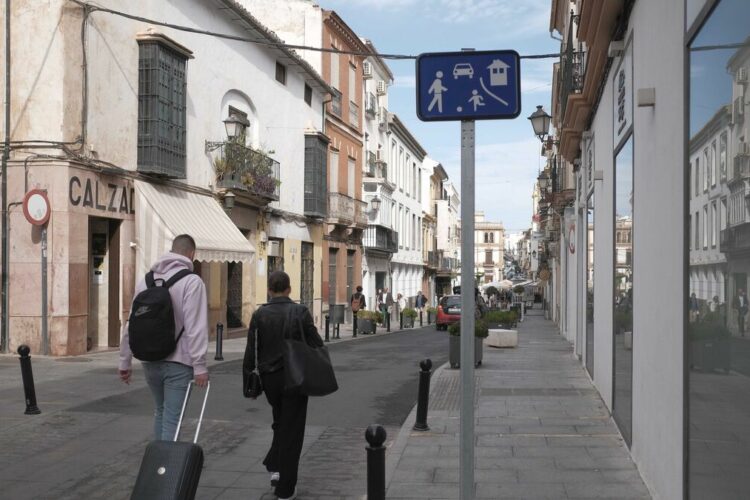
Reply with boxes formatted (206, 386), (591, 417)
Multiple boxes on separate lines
(487, 59), (510, 86)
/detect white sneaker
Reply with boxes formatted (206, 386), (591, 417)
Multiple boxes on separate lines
(270, 472), (280, 487)
(277, 487), (297, 500)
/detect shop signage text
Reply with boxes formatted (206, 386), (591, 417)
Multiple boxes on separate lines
(69, 176), (135, 214)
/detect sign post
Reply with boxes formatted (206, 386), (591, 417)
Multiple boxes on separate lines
(23, 190), (51, 355)
(417, 49), (521, 500)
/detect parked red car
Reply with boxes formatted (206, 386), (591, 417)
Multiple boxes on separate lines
(435, 294), (487, 330)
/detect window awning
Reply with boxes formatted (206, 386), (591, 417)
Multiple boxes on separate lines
(135, 181), (254, 272)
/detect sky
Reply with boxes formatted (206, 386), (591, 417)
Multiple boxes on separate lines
(321, 0), (559, 233)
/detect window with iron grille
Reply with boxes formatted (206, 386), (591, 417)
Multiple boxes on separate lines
(304, 133), (328, 218)
(137, 40), (188, 178)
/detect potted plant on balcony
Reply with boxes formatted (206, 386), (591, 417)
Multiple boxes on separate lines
(447, 320), (488, 369)
(401, 307), (418, 328)
(426, 306), (437, 324)
(357, 310), (381, 335)
(688, 317), (731, 373)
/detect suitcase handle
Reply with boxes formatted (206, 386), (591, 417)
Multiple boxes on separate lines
(174, 381), (211, 444)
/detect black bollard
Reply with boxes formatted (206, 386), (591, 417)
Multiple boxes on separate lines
(419, 310), (423, 327)
(17, 345), (41, 415)
(400, 311), (404, 330)
(324, 314), (330, 342)
(353, 311), (358, 338)
(413, 358), (432, 431)
(214, 323), (224, 361)
(386, 310), (391, 332)
(365, 424), (387, 500)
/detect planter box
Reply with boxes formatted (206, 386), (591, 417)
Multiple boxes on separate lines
(690, 338), (731, 373)
(486, 329), (518, 348)
(359, 319), (376, 335)
(449, 335), (483, 368)
(403, 317), (415, 328)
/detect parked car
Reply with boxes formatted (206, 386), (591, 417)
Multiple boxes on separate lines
(436, 294), (488, 330)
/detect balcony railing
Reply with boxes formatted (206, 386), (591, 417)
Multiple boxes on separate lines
(426, 250), (440, 268)
(328, 192), (368, 228)
(365, 92), (378, 117)
(366, 151), (377, 177)
(363, 225), (398, 253)
(721, 222), (750, 253)
(559, 13), (585, 119)
(214, 142), (280, 201)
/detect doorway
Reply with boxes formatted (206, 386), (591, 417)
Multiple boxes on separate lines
(88, 217), (121, 350)
(227, 261), (243, 328)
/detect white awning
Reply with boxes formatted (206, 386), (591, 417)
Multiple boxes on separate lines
(135, 181), (254, 272)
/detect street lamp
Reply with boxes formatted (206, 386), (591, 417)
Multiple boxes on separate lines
(527, 105), (552, 143)
(223, 114), (250, 141)
(537, 171), (550, 191)
(223, 191), (236, 213)
(368, 195), (382, 216)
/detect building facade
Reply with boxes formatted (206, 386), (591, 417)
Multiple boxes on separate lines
(532, 0), (750, 498)
(474, 212), (505, 284)
(0, 0), (331, 354)
(435, 180), (461, 297)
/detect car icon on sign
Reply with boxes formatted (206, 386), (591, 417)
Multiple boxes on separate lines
(453, 63), (474, 79)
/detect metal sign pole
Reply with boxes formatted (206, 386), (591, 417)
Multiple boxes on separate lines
(41, 226), (48, 355)
(459, 119), (475, 500)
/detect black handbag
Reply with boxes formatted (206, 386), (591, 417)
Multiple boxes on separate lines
(243, 325), (263, 398)
(282, 305), (338, 397)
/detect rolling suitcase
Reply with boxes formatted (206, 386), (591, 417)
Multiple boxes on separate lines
(131, 381), (210, 500)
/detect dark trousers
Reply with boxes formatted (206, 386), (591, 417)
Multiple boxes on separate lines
(739, 309), (747, 335)
(261, 370), (309, 497)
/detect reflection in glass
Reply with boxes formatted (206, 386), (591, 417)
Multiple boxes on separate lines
(688, 1), (750, 497)
(586, 195), (594, 377)
(613, 136), (633, 446)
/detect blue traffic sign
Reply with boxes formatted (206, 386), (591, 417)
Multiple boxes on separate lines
(416, 50), (521, 121)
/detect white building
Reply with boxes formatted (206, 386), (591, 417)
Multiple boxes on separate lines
(360, 40), (398, 308)
(388, 115), (427, 305)
(435, 180), (461, 296)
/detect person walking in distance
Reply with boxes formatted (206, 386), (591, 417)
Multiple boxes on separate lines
(243, 271), (324, 500)
(385, 288), (395, 324)
(118, 234), (209, 441)
(733, 289), (748, 336)
(377, 288), (386, 323)
(416, 290), (427, 312)
(350, 285), (366, 335)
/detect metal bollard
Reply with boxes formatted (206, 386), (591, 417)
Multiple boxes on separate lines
(365, 424), (387, 500)
(400, 312), (404, 330)
(17, 345), (41, 415)
(325, 314), (330, 342)
(413, 358), (432, 431)
(419, 310), (423, 327)
(386, 310), (391, 332)
(214, 323), (224, 361)
(353, 311), (358, 338)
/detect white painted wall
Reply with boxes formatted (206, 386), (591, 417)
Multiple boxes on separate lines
(79, 0), (325, 217)
(628, 1), (685, 497)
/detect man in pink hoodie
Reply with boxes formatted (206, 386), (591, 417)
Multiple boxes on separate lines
(119, 234), (209, 441)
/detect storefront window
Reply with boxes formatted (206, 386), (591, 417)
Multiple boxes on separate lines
(688, 0), (750, 497)
(613, 136), (634, 446)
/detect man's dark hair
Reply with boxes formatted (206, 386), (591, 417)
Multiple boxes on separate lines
(172, 234), (196, 256)
(356, 286), (363, 293)
(268, 271), (291, 293)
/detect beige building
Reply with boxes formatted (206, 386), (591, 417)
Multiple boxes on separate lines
(474, 212), (505, 283)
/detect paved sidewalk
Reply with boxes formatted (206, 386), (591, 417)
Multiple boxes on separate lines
(384, 309), (652, 499)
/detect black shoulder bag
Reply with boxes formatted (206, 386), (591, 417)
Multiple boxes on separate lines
(282, 304), (338, 397)
(243, 321), (263, 398)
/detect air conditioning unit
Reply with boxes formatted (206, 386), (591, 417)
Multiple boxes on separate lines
(267, 240), (281, 257)
(737, 67), (748, 84)
(363, 61), (373, 79)
(376, 80), (387, 95)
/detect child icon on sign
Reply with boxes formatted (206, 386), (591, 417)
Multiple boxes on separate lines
(468, 90), (485, 112)
(428, 71), (448, 113)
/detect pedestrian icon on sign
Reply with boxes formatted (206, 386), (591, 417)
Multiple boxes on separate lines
(428, 71), (448, 113)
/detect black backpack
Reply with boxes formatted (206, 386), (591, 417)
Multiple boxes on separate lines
(128, 269), (193, 361)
